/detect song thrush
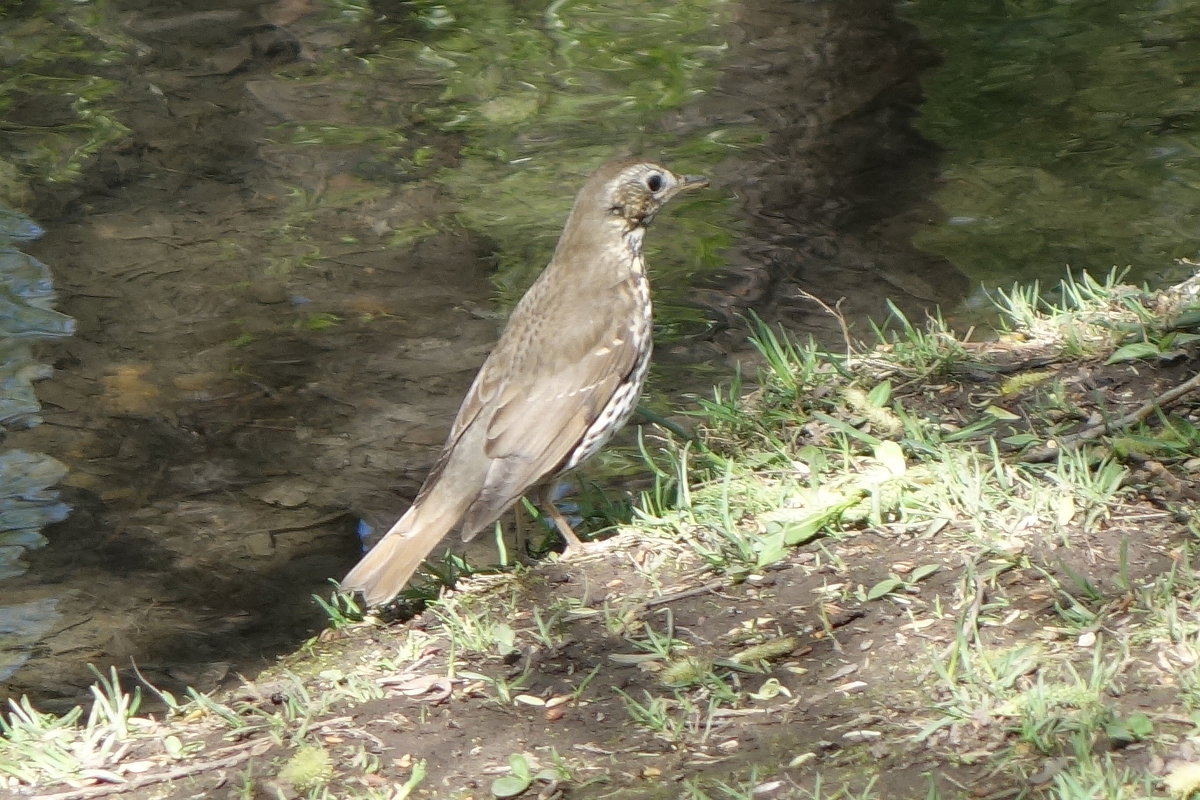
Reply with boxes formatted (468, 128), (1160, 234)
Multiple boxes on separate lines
(342, 159), (708, 606)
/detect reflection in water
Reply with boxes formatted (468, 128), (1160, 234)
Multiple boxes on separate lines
(365, 0), (744, 337)
(0, 207), (73, 681)
(904, 0), (1200, 287)
(0, 599), (60, 683)
(2, 0), (959, 708)
(0, 210), (75, 425)
(0, 452), (70, 578)
(697, 0), (967, 346)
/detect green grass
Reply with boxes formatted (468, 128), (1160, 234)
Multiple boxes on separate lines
(10, 270), (1200, 797)
(0, 666), (140, 786)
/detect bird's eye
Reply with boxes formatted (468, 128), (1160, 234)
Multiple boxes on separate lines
(646, 173), (664, 192)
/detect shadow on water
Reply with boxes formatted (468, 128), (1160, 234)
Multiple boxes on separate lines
(1, 0), (962, 709)
(697, 0), (965, 347)
(902, 0), (1200, 290)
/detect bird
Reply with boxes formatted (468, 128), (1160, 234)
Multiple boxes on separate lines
(341, 159), (709, 606)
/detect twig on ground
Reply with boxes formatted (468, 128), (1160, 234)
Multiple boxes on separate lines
(30, 739), (271, 800)
(1022, 369), (1200, 462)
(638, 579), (728, 610)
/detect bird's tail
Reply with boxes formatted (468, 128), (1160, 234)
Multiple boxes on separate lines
(341, 504), (453, 607)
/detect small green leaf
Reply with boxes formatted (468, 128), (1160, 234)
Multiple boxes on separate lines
(874, 440), (907, 476)
(867, 578), (904, 601)
(1171, 307), (1200, 328)
(758, 494), (865, 568)
(984, 405), (1020, 420)
(491, 775), (531, 798)
(940, 415), (998, 441)
(909, 564), (940, 582)
(1105, 341), (1160, 364)
(780, 514), (830, 546)
(811, 411), (882, 445)
(493, 622), (516, 653)
(507, 753), (531, 780)
(1105, 712), (1152, 744)
(755, 528), (789, 568)
(795, 445), (827, 472)
(1001, 433), (1040, 446)
(1055, 494), (1076, 527)
(747, 677), (790, 701)
(866, 381), (892, 407)
(299, 312), (341, 332)
(1125, 713), (1153, 738)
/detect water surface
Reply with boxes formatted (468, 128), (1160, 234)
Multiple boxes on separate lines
(0, 0), (1036, 707)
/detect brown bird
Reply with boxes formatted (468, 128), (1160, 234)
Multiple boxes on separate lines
(342, 159), (708, 606)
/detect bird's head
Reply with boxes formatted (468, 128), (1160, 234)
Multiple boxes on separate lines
(551, 159), (708, 268)
(600, 161), (709, 228)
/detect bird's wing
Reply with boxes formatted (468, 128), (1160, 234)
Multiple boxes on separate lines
(452, 310), (641, 537)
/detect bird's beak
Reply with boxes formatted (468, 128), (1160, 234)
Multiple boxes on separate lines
(659, 174), (708, 206)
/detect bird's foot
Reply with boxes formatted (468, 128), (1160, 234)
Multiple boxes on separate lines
(540, 496), (612, 558)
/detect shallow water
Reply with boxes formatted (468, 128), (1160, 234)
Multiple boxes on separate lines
(903, 0), (1200, 291)
(7, 0), (1187, 709)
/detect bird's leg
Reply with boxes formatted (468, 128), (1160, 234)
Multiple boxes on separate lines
(540, 484), (585, 554)
(512, 500), (528, 559)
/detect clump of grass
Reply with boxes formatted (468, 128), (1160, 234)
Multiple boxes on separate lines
(0, 667), (141, 787)
(314, 581), (365, 628)
(637, 272), (1173, 578)
(615, 273), (1200, 793)
(276, 744), (333, 791)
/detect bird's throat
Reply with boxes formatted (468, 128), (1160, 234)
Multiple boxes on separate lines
(623, 226), (645, 260)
